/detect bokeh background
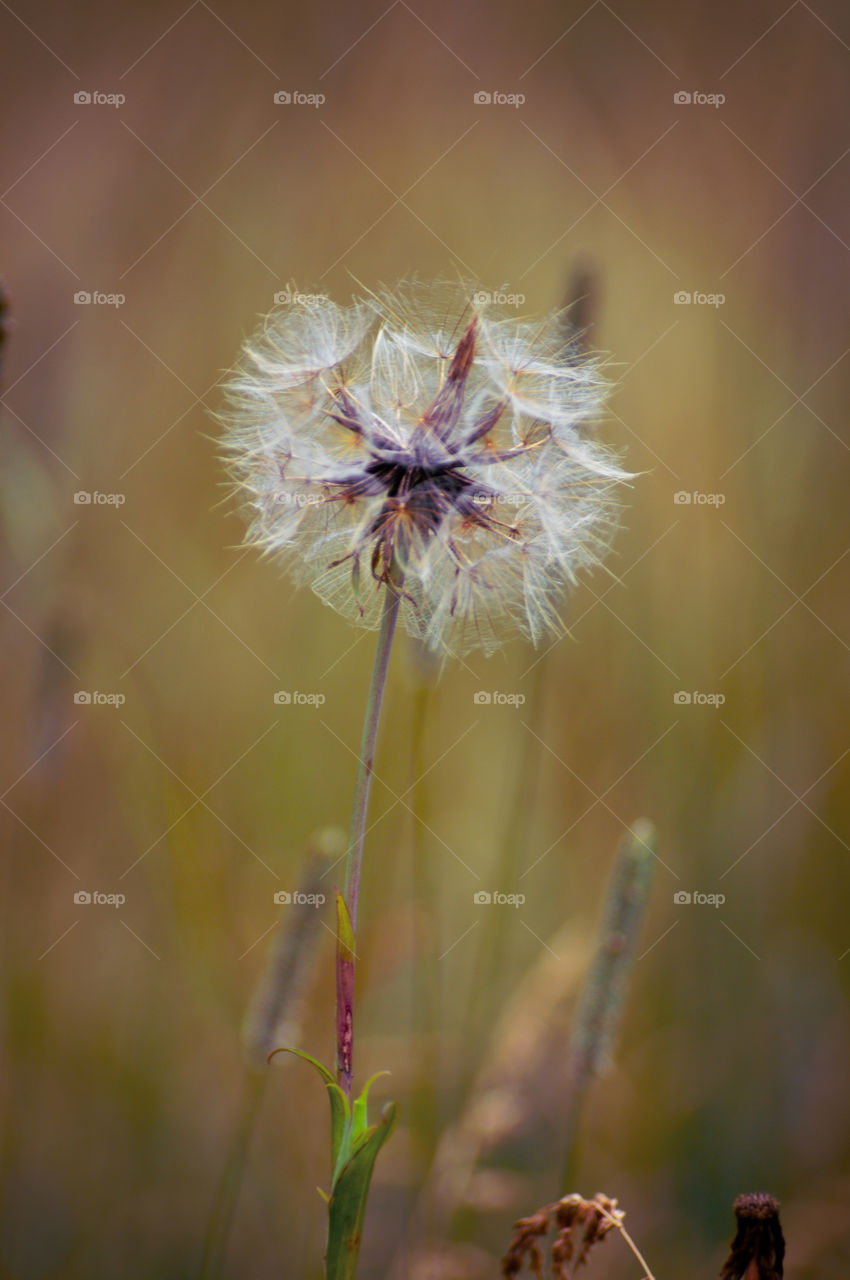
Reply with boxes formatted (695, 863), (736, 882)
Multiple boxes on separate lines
(2, 0), (849, 1276)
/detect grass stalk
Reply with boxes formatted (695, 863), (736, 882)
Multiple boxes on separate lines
(561, 819), (656, 1188)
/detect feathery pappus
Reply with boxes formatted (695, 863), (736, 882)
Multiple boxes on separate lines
(220, 282), (630, 655)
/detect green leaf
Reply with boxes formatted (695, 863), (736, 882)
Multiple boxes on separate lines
(274, 1047), (351, 1175)
(326, 1082), (352, 1175)
(330, 1071), (391, 1187)
(325, 1102), (400, 1280)
(272, 1042), (399, 1278)
(351, 1070), (390, 1144)
(275, 1045), (336, 1086)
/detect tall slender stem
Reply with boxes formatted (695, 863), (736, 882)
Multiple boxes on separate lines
(343, 577), (403, 924)
(337, 573), (404, 1092)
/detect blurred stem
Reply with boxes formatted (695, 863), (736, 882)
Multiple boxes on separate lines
(561, 819), (656, 1190)
(337, 570), (403, 1093)
(199, 1071), (266, 1280)
(409, 676), (440, 1162)
(466, 654), (548, 1068)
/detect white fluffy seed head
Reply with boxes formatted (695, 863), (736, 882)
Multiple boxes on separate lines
(219, 283), (631, 655)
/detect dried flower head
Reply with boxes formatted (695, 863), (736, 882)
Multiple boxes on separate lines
(720, 1193), (785, 1280)
(220, 282), (629, 654)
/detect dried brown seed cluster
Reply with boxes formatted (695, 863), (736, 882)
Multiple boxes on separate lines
(501, 1192), (623, 1279)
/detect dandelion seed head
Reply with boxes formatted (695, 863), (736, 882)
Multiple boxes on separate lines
(220, 282), (631, 655)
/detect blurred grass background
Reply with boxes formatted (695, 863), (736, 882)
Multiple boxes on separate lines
(2, 0), (849, 1276)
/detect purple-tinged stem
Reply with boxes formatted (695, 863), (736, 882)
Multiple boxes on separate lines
(336, 572), (403, 1093)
